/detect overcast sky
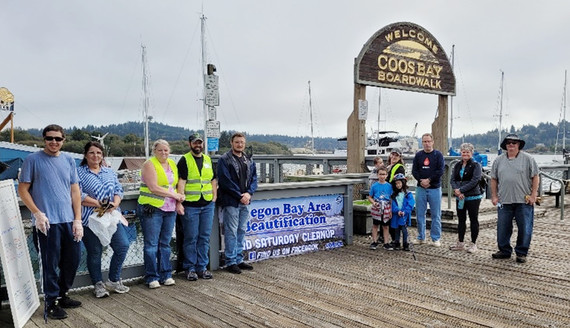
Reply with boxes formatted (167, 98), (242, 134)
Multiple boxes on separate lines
(2, 1), (569, 140)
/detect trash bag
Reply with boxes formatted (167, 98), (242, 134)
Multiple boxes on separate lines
(88, 210), (121, 246)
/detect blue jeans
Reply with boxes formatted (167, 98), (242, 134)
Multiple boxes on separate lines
(33, 222), (80, 306)
(138, 205), (176, 284)
(394, 226), (409, 244)
(497, 203), (534, 256)
(415, 187), (442, 241)
(83, 223), (130, 284)
(223, 204), (249, 266)
(182, 202), (215, 272)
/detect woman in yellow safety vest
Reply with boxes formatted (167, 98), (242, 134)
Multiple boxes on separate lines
(138, 139), (185, 289)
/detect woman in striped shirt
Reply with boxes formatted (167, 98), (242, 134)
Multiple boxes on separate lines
(78, 141), (131, 298)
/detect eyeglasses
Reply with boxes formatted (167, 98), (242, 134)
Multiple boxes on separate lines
(44, 136), (64, 142)
(506, 141), (519, 145)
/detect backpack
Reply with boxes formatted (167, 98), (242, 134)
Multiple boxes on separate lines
(479, 173), (488, 193)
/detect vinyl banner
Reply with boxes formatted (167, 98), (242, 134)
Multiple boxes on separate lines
(245, 194), (345, 262)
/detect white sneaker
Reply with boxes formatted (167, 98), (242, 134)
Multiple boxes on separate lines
(432, 240), (442, 247)
(449, 241), (465, 251)
(412, 239), (425, 245)
(148, 281), (160, 289)
(106, 279), (130, 294)
(466, 243), (478, 253)
(94, 281), (109, 298)
(163, 278), (176, 286)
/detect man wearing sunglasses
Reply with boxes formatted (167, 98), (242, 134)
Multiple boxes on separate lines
(18, 124), (83, 320)
(490, 134), (539, 264)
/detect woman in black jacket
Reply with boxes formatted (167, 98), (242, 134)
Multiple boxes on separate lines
(449, 143), (483, 253)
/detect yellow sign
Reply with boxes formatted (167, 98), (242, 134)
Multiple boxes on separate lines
(0, 87), (15, 111)
(355, 22), (455, 96)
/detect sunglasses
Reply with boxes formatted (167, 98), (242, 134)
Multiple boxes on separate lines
(44, 136), (64, 142)
(506, 141), (519, 145)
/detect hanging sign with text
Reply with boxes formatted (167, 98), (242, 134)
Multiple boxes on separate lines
(242, 194), (345, 262)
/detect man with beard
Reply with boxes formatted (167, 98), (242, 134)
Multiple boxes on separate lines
(176, 133), (217, 280)
(217, 132), (258, 274)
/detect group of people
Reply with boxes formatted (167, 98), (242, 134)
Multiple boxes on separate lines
(17, 124), (539, 321)
(18, 125), (258, 320)
(367, 133), (539, 266)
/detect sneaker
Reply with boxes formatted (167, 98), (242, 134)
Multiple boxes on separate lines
(148, 281), (161, 289)
(226, 264), (242, 274)
(402, 243), (410, 252)
(383, 243), (393, 251)
(412, 239), (425, 245)
(94, 281), (110, 298)
(163, 278), (176, 286)
(58, 295), (81, 308)
(47, 303), (68, 320)
(516, 255), (527, 263)
(492, 251), (511, 259)
(106, 279), (130, 294)
(369, 242), (379, 250)
(197, 270), (213, 279)
(186, 271), (198, 281)
(449, 241), (465, 251)
(466, 244), (478, 253)
(392, 242), (401, 250)
(238, 262), (253, 270)
(432, 240), (442, 247)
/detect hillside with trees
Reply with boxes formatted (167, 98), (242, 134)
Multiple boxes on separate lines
(1, 120), (567, 156)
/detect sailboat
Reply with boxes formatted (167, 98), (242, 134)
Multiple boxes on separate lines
(553, 69), (568, 163)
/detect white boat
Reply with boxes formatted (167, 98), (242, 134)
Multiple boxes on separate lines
(334, 130), (419, 156)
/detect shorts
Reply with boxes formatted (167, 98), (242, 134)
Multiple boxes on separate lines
(372, 218), (391, 227)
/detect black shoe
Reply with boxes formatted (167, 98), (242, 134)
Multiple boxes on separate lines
(491, 251), (511, 259)
(402, 243), (410, 252)
(58, 295), (81, 308)
(47, 303), (68, 320)
(392, 242), (401, 250)
(238, 262), (253, 270)
(516, 255), (527, 263)
(197, 270), (213, 279)
(186, 271), (198, 281)
(226, 264), (242, 274)
(383, 243), (393, 251)
(369, 242), (379, 250)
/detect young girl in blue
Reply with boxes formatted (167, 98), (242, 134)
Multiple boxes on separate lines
(368, 166), (393, 250)
(390, 173), (415, 251)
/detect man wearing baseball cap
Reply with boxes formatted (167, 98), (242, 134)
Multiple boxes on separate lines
(490, 134), (539, 263)
(176, 133), (217, 280)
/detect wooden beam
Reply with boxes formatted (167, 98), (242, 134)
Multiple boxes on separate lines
(347, 83), (367, 173)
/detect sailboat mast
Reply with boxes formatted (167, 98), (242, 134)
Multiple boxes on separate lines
(201, 13), (208, 152)
(498, 70), (504, 154)
(141, 44), (150, 159)
(563, 69), (567, 152)
(308, 81), (315, 155)
(377, 89), (381, 154)
(449, 45), (455, 151)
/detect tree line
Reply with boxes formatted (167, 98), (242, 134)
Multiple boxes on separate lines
(1, 120), (568, 156)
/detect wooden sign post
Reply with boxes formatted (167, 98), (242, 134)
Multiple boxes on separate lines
(349, 22), (456, 172)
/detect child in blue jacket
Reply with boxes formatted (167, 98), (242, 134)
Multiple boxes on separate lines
(390, 173), (415, 251)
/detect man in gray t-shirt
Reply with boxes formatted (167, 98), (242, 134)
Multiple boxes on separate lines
(490, 134), (539, 263)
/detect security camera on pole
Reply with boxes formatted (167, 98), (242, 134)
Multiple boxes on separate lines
(204, 63), (220, 154)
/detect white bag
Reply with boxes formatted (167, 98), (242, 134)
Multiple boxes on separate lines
(88, 210), (121, 246)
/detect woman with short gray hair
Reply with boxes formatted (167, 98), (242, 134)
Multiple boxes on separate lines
(449, 143), (483, 253)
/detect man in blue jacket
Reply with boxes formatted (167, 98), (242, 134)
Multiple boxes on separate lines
(217, 132), (258, 274)
(412, 133), (445, 247)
